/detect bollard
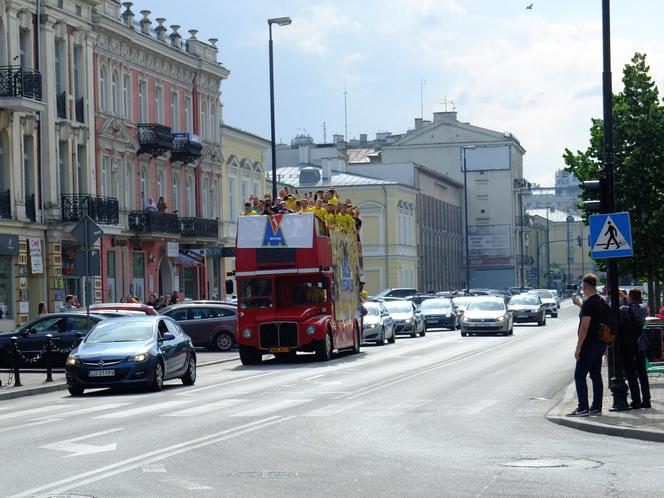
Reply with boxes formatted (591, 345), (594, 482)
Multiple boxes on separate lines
(10, 337), (22, 387)
(45, 334), (54, 382)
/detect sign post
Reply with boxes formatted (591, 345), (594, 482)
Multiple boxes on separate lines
(71, 216), (103, 332)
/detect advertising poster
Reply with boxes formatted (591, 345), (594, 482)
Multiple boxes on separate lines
(29, 238), (43, 274)
(468, 224), (512, 266)
(331, 229), (360, 321)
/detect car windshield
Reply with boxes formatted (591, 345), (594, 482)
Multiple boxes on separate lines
(467, 300), (505, 311)
(510, 296), (540, 306)
(420, 299), (452, 311)
(364, 303), (380, 316)
(238, 278), (273, 309)
(531, 290), (553, 299)
(85, 320), (154, 343)
(550, 290), (559, 297)
(453, 297), (473, 307)
(384, 301), (412, 313)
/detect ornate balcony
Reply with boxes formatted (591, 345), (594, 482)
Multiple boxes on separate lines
(0, 190), (10, 219)
(75, 97), (84, 123)
(128, 210), (180, 234)
(56, 92), (66, 119)
(26, 193), (36, 222)
(0, 66), (44, 111)
(61, 194), (119, 225)
(180, 217), (219, 238)
(171, 133), (202, 165)
(137, 123), (172, 157)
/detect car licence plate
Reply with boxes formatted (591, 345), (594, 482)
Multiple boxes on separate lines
(517, 314), (528, 318)
(270, 347), (290, 353)
(89, 369), (115, 377)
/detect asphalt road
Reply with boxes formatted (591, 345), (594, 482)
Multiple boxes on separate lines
(2, 301), (664, 497)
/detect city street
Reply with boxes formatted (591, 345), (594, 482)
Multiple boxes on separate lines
(2, 302), (664, 497)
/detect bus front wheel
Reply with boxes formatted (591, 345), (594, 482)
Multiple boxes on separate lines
(239, 345), (262, 365)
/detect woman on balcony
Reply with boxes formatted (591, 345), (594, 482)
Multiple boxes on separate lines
(157, 197), (167, 212)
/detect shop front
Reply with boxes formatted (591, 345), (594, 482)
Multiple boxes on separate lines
(176, 247), (205, 300)
(0, 234), (18, 330)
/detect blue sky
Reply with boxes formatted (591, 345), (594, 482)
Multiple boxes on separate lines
(135, 0), (664, 185)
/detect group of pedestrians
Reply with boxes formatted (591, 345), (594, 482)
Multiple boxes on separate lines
(569, 273), (651, 417)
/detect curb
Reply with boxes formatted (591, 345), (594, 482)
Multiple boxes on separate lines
(0, 354), (240, 402)
(547, 414), (664, 443)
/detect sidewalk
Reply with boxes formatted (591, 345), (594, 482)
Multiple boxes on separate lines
(0, 353), (240, 401)
(547, 360), (664, 443)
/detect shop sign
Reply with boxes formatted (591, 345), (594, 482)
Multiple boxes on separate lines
(167, 242), (179, 258)
(19, 301), (29, 314)
(177, 248), (205, 267)
(54, 289), (64, 301)
(206, 246), (224, 258)
(29, 238), (43, 274)
(0, 235), (19, 255)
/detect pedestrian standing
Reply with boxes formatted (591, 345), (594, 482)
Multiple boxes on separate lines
(619, 288), (651, 409)
(59, 295), (76, 312)
(37, 302), (48, 315)
(568, 273), (607, 417)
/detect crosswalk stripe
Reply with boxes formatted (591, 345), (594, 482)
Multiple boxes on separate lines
(33, 403), (132, 420)
(162, 399), (248, 417)
(94, 400), (191, 419)
(231, 399), (313, 417)
(0, 405), (66, 421)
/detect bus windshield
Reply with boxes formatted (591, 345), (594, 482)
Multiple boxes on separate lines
(239, 278), (273, 309)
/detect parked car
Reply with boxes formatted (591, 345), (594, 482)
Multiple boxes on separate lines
(404, 293), (437, 305)
(550, 289), (561, 309)
(88, 303), (158, 315)
(507, 286), (533, 295)
(65, 315), (196, 396)
(383, 299), (425, 337)
(491, 290), (512, 304)
(419, 298), (458, 330)
(527, 289), (558, 317)
(361, 301), (396, 345)
(160, 302), (238, 351)
(508, 294), (546, 326)
(0, 313), (111, 368)
(460, 297), (513, 336)
(375, 288), (418, 299)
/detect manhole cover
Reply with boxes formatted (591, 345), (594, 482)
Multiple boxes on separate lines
(502, 458), (602, 469)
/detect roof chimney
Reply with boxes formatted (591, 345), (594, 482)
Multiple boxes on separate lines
(433, 111), (457, 123)
(139, 10), (151, 35)
(155, 18), (167, 41)
(169, 25), (182, 48)
(414, 118), (423, 130)
(121, 2), (134, 28)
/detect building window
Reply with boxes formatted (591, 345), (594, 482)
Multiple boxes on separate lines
(125, 163), (133, 210)
(73, 46), (82, 99)
(99, 66), (108, 112)
(122, 74), (131, 119)
(200, 101), (207, 139)
(23, 135), (34, 198)
(0, 256), (14, 320)
(241, 180), (248, 204)
(253, 181), (260, 198)
(184, 96), (192, 132)
(58, 142), (67, 196)
(186, 174), (195, 215)
(212, 179), (219, 218)
(75, 5), (82, 16)
(155, 85), (163, 124)
(172, 173), (179, 212)
(138, 80), (147, 122)
(101, 156), (110, 197)
(170, 91), (179, 130)
(55, 39), (65, 95)
(157, 169), (164, 199)
(0, 139), (5, 192)
(19, 30), (29, 68)
(140, 167), (148, 207)
(202, 177), (210, 218)
(111, 71), (118, 114)
(131, 252), (145, 302)
(76, 145), (85, 193)
(209, 105), (216, 142)
(229, 176), (236, 220)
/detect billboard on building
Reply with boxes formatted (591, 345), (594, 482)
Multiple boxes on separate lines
(469, 224), (512, 266)
(463, 144), (511, 171)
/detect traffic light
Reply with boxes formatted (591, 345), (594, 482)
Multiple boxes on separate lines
(580, 179), (606, 213)
(577, 235), (583, 247)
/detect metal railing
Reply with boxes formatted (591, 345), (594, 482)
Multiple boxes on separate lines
(128, 210), (180, 234)
(180, 217), (219, 238)
(0, 189), (10, 219)
(0, 66), (42, 100)
(171, 133), (203, 164)
(137, 123), (172, 157)
(61, 194), (119, 225)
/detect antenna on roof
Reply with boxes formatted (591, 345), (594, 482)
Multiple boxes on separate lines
(322, 121), (327, 143)
(437, 96), (456, 112)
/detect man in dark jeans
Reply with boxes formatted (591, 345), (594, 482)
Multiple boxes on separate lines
(619, 288), (651, 409)
(568, 274), (607, 417)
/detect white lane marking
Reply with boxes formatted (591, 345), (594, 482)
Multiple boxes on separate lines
(0, 418), (63, 435)
(303, 374), (325, 381)
(176, 371), (275, 396)
(0, 405), (67, 421)
(162, 399), (249, 417)
(159, 478), (213, 490)
(231, 398), (313, 417)
(304, 399), (367, 417)
(41, 428), (123, 457)
(10, 416), (289, 498)
(94, 400), (191, 419)
(34, 402), (132, 419)
(141, 463), (167, 473)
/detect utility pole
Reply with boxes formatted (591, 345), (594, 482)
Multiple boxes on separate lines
(344, 86), (348, 142)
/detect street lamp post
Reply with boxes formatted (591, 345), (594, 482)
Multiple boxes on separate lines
(546, 209), (551, 289)
(462, 145), (476, 293)
(268, 16), (292, 200)
(566, 215), (574, 285)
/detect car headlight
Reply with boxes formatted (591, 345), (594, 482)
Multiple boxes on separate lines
(495, 316), (505, 322)
(306, 325), (316, 335)
(129, 351), (150, 362)
(462, 315), (471, 322)
(404, 318), (411, 324)
(242, 328), (253, 339)
(365, 322), (377, 329)
(66, 356), (79, 366)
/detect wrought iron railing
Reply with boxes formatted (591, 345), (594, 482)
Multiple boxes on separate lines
(0, 190), (10, 219)
(56, 92), (66, 119)
(0, 66), (42, 100)
(137, 123), (172, 157)
(75, 97), (84, 123)
(26, 193), (36, 222)
(180, 217), (219, 238)
(171, 133), (202, 164)
(61, 194), (119, 225)
(128, 210), (180, 234)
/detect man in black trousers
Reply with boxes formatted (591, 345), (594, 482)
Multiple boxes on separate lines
(619, 288), (651, 409)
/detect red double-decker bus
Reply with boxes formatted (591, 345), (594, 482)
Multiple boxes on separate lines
(234, 212), (362, 365)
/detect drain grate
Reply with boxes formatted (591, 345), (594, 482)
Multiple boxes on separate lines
(502, 458), (603, 469)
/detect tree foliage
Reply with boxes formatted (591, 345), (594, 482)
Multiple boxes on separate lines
(564, 53), (664, 284)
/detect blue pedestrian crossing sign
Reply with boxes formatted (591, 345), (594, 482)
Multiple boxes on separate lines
(589, 212), (633, 259)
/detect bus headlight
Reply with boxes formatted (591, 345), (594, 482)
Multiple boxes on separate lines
(242, 328), (253, 339)
(306, 325), (316, 336)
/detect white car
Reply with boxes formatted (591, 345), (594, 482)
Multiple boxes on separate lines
(460, 297), (513, 336)
(549, 289), (561, 309)
(528, 289), (558, 318)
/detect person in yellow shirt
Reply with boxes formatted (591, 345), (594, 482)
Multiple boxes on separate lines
(285, 195), (297, 212)
(328, 188), (338, 206)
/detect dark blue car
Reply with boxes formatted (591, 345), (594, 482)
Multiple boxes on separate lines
(65, 315), (196, 396)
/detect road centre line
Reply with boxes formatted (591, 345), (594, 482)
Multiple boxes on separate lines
(10, 416), (289, 498)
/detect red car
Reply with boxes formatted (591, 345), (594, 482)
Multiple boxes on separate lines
(88, 303), (158, 315)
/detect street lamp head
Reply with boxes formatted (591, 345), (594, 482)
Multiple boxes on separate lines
(268, 17), (292, 26)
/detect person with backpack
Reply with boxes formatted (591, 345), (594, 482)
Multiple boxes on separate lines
(568, 273), (609, 417)
(619, 288), (651, 409)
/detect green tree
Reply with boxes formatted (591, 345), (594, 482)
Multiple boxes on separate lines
(564, 53), (664, 310)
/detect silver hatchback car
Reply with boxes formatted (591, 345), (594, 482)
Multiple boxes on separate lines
(460, 297), (513, 336)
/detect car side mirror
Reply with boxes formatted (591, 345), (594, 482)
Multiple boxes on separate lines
(361, 307), (368, 317)
(161, 333), (176, 341)
(20, 329), (30, 337)
(225, 279), (234, 296)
